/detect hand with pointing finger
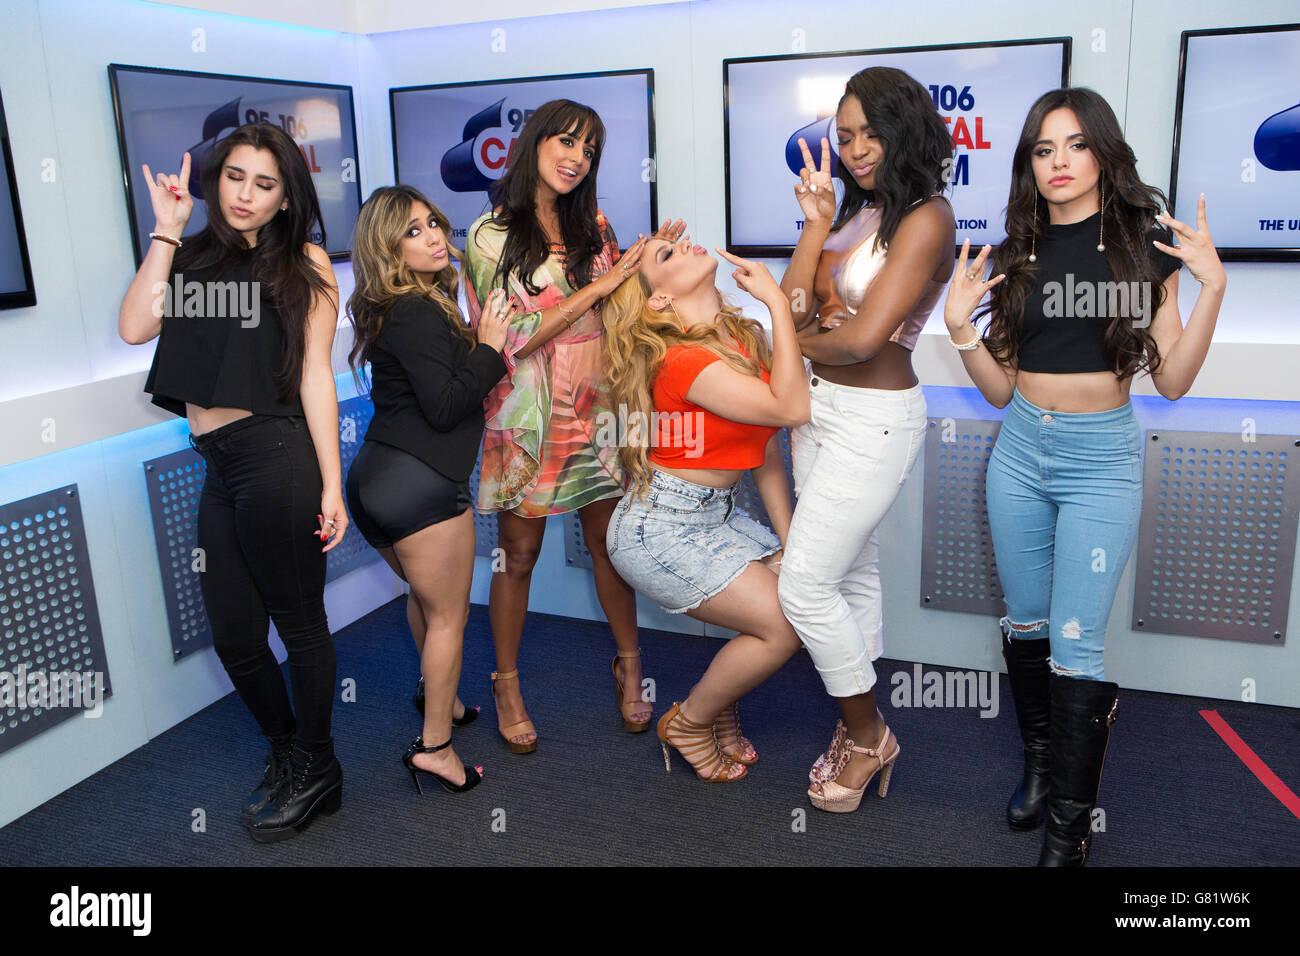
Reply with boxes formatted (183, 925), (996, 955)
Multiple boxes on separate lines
(143, 151), (194, 242)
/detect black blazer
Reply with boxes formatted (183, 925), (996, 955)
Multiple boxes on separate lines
(361, 294), (507, 483)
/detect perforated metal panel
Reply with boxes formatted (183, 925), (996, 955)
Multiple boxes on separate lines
(328, 397), (380, 582)
(733, 428), (793, 529)
(468, 457), (499, 559)
(563, 511), (594, 569)
(143, 448), (210, 659)
(1133, 430), (1297, 644)
(920, 418), (1003, 615)
(0, 485), (113, 755)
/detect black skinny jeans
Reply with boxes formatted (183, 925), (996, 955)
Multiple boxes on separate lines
(188, 414), (336, 758)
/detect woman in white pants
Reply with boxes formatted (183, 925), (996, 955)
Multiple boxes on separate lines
(777, 66), (955, 813)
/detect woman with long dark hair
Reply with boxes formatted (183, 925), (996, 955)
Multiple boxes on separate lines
(602, 240), (807, 781)
(462, 99), (681, 752)
(119, 123), (346, 842)
(776, 67), (955, 813)
(944, 87), (1224, 865)
(345, 185), (512, 793)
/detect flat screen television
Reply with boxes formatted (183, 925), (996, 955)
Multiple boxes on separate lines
(1170, 23), (1300, 261)
(724, 38), (1071, 256)
(0, 87), (36, 310)
(391, 69), (657, 250)
(108, 64), (362, 263)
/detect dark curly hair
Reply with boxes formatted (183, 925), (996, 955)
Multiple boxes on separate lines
(829, 66), (954, 250)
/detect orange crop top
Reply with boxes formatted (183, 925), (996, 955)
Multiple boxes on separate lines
(648, 345), (779, 470)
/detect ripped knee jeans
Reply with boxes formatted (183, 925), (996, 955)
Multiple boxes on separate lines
(984, 389), (1143, 681)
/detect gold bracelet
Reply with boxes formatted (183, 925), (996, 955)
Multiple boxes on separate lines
(949, 330), (981, 351)
(559, 300), (577, 326)
(149, 232), (183, 248)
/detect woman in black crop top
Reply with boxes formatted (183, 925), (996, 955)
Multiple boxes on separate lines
(345, 186), (511, 794)
(119, 123), (347, 843)
(944, 88), (1226, 866)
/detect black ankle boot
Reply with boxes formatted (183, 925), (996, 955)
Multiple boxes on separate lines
(1038, 675), (1119, 867)
(245, 745), (342, 844)
(1002, 629), (1051, 830)
(241, 735), (294, 822)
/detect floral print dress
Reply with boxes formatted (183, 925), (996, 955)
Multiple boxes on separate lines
(462, 210), (626, 517)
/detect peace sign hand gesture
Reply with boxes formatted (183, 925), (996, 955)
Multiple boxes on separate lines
(944, 240), (1005, 334)
(794, 136), (837, 226)
(1153, 195), (1226, 291)
(142, 151), (194, 240)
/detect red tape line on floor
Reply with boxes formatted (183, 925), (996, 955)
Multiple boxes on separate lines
(1200, 709), (1300, 822)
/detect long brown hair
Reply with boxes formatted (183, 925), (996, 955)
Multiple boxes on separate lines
(486, 99), (607, 295)
(176, 122), (335, 405)
(346, 185), (474, 395)
(979, 88), (1170, 377)
(601, 274), (772, 498)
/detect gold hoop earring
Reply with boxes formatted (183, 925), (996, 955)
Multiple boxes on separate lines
(1028, 200), (1038, 263)
(1096, 180), (1106, 253)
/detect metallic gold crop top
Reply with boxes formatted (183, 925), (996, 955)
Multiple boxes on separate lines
(820, 202), (947, 352)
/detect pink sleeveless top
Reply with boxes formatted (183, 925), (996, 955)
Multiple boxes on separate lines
(824, 202), (947, 351)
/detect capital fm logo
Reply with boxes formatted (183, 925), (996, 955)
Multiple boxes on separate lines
(184, 96), (324, 199)
(1254, 100), (1300, 171)
(784, 115), (840, 177)
(441, 98), (538, 192)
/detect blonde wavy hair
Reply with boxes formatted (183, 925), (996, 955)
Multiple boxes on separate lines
(347, 185), (476, 395)
(602, 272), (773, 498)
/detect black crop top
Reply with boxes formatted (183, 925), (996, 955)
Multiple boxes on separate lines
(1016, 212), (1181, 373)
(144, 249), (304, 418)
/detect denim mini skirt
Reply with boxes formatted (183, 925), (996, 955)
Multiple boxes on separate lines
(606, 470), (780, 614)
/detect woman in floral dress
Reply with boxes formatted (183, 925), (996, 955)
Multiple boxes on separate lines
(463, 98), (682, 752)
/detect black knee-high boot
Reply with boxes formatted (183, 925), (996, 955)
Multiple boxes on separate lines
(1038, 674), (1119, 867)
(1002, 628), (1051, 830)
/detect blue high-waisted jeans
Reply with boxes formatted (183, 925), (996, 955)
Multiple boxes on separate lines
(984, 389), (1143, 681)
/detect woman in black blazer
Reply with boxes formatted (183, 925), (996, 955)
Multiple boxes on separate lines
(345, 185), (512, 793)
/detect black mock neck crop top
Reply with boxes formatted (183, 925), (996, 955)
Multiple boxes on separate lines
(144, 249), (305, 418)
(1016, 212), (1181, 374)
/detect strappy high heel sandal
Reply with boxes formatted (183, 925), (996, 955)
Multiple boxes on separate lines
(808, 724), (899, 813)
(402, 737), (483, 794)
(656, 702), (747, 782)
(612, 648), (652, 733)
(713, 700), (757, 765)
(809, 719), (848, 784)
(412, 677), (479, 727)
(490, 670), (537, 754)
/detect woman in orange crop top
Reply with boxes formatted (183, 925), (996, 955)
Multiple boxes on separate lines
(776, 67), (956, 813)
(118, 124), (346, 844)
(601, 235), (809, 782)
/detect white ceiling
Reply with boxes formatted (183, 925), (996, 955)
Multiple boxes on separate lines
(153, 0), (695, 34)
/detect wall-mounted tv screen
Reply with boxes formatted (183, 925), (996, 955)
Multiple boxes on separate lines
(0, 87), (36, 310)
(1171, 24), (1300, 261)
(724, 38), (1070, 256)
(391, 69), (657, 250)
(108, 64), (362, 264)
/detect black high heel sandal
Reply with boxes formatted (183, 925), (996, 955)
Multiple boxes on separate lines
(402, 737), (483, 795)
(413, 677), (479, 727)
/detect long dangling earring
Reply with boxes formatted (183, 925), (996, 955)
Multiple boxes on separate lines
(1096, 179), (1106, 253)
(1028, 199), (1038, 263)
